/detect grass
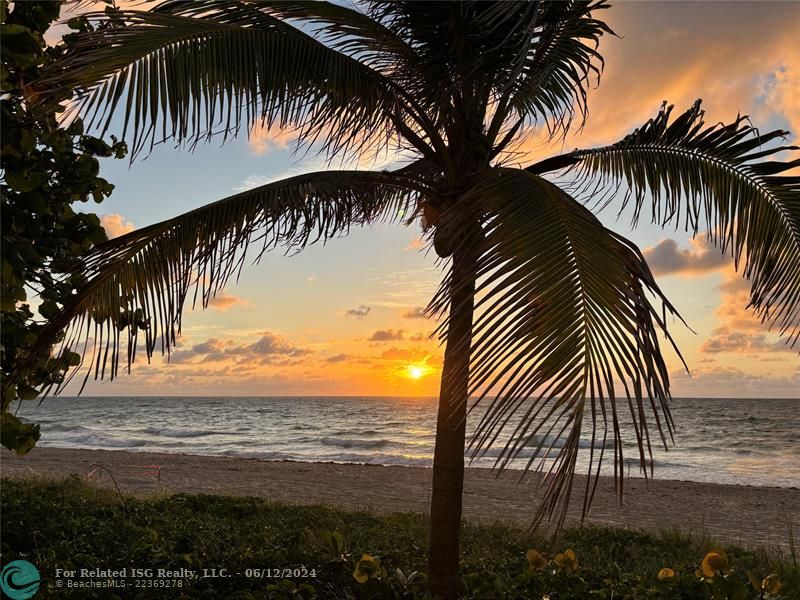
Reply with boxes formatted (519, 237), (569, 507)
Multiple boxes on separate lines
(1, 475), (797, 599)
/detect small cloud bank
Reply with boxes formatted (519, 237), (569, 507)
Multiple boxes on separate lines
(248, 122), (297, 155)
(368, 329), (405, 342)
(378, 347), (429, 362)
(404, 237), (425, 251)
(346, 305), (371, 318)
(401, 306), (427, 319)
(325, 353), (352, 363)
(700, 329), (795, 354)
(643, 237), (728, 277)
(100, 213), (134, 239)
(170, 331), (310, 366)
(207, 293), (249, 312)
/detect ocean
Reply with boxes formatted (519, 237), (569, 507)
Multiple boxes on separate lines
(15, 396), (800, 488)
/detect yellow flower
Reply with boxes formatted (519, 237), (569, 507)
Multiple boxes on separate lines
(762, 574), (782, 595)
(748, 572), (763, 590)
(701, 549), (730, 578)
(658, 567), (676, 580)
(554, 548), (578, 573)
(526, 549), (547, 571)
(353, 554), (382, 584)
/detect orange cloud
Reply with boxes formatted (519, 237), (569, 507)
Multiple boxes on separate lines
(378, 347), (429, 362)
(100, 213), (134, 239)
(325, 353), (353, 363)
(207, 293), (249, 312)
(512, 2), (800, 165)
(248, 122), (298, 156)
(404, 236), (426, 251)
(709, 273), (761, 333)
(760, 59), (800, 135)
(593, 3), (798, 139)
(700, 263), (795, 357)
(644, 237), (795, 365)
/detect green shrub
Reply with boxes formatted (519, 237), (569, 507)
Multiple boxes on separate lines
(1, 476), (796, 599)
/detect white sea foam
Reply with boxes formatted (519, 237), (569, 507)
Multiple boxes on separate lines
(20, 396), (800, 488)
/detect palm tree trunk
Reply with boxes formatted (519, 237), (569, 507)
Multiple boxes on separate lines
(428, 244), (477, 600)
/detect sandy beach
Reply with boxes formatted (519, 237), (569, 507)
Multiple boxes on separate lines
(2, 447), (798, 548)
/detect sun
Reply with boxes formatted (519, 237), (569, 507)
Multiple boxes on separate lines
(408, 365), (424, 380)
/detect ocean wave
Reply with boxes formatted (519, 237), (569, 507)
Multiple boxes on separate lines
(329, 429), (386, 437)
(314, 452), (432, 467)
(320, 437), (393, 450)
(509, 435), (611, 450)
(471, 447), (547, 460)
(223, 450), (300, 461)
(18, 396), (800, 488)
(58, 434), (149, 448)
(142, 427), (225, 438)
(42, 423), (96, 433)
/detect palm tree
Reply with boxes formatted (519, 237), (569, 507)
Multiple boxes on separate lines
(31, 1), (799, 597)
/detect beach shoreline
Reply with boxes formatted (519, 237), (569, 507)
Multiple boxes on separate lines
(2, 447), (798, 548)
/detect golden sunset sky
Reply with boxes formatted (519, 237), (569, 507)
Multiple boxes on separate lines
(69, 1), (799, 398)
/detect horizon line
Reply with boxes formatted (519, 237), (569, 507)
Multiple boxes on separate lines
(42, 395), (800, 400)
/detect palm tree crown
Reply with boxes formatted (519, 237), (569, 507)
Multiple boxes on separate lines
(29, 1), (799, 597)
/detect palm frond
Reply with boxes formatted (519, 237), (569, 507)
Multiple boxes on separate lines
(533, 100), (800, 346)
(365, 0), (476, 131)
(505, 0), (613, 138)
(33, 170), (427, 392)
(366, 2), (545, 131)
(232, 0), (448, 156)
(428, 168), (683, 529)
(37, 6), (401, 159)
(197, 0), (420, 74)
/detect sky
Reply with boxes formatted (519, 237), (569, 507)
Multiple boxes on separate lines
(61, 1), (799, 398)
